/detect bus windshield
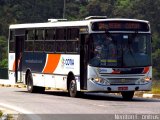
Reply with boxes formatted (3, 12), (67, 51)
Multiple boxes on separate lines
(89, 33), (151, 67)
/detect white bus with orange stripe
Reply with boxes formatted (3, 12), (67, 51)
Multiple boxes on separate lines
(8, 16), (152, 100)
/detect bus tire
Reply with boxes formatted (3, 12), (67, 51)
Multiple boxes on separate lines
(69, 79), (78, 97)
(121, 91), (134, 100)
(26, 72), (45, 93)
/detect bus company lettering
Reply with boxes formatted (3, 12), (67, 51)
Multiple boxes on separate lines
(61, 57), (74, 69)
(25, 59), (42, 64)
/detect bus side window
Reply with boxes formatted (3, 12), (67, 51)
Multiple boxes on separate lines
(27, 29), (35, 40)
(44, 29), (55, 53)
(66, 28), (79, 53)
(35, 29), (44, 40)
(25, 41), (34, 51)
(25, 29), (34, 52)
(55, 28), (66, 53)
(34, 29), (44, 52)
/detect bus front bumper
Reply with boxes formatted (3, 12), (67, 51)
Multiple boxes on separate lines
(87, 80), (152, 92)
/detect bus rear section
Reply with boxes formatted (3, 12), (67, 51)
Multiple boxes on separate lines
(8, 22), (88, 96)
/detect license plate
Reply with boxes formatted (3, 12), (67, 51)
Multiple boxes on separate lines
(118, 87), (128, 91)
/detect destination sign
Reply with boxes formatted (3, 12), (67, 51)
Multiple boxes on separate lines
(92, 21), (149, 31)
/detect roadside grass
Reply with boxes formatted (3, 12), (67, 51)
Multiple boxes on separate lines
(0, 110), (14, 120)
(152, 80), (160, 94)
(7, 114), (13, 120)
(0, 110), (2, 117)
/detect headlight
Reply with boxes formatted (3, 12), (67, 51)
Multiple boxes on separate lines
(144, 77), (151, 81)
(94, 77), (103, 83)
(135, 77), (151, 84)
(91, 77), (110, 85)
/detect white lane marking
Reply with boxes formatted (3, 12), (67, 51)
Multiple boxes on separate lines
(97, 104), (106, 107)
(0, 103), (41, 120)
(92, 104), (107, 108)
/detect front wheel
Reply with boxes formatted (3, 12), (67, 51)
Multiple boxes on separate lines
(121, 91), (134, 100)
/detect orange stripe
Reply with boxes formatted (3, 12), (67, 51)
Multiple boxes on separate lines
(43, 54), (61, 73)
(12, 59), (21, 71)
(143, 67), (149, 74)
(12, 60), (16, 71)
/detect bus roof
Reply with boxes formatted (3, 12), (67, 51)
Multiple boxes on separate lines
(9, 18), (149, 29)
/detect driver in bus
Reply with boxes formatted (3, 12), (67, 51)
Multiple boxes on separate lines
(101, 33), (117, 66)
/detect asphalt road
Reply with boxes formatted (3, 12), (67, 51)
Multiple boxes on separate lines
(0, 87), (160, 120)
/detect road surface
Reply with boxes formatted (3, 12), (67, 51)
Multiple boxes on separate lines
(0, 87), (160, 120)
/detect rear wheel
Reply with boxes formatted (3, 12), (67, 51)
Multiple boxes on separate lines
(26, 72), (45, 93)
(121, 91), (134, 100)
(69, 79), (78, 97)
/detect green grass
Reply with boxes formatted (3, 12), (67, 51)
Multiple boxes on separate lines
(0, 111), (14, 120)
(152, 81), (160, 94)
(0, 110), (3, 117)
(7, 114), (13, 120)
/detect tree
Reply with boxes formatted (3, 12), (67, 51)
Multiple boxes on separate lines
(0, 36), (7, 68)
(80, 0), (116, 18)
(0, 0), (159, 79)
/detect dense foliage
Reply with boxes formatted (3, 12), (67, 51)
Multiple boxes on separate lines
(0, 0), (159, 79)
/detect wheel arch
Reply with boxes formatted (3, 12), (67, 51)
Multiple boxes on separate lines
(25, 68), (31, 85)
(67, 71), (75, 90)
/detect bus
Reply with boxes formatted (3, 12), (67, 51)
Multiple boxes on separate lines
(8, 16), (152, 100)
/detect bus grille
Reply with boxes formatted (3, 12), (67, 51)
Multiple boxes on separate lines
(107, 78), (139, 85)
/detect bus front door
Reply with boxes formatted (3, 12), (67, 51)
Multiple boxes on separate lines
(80, 34), (88, 90)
